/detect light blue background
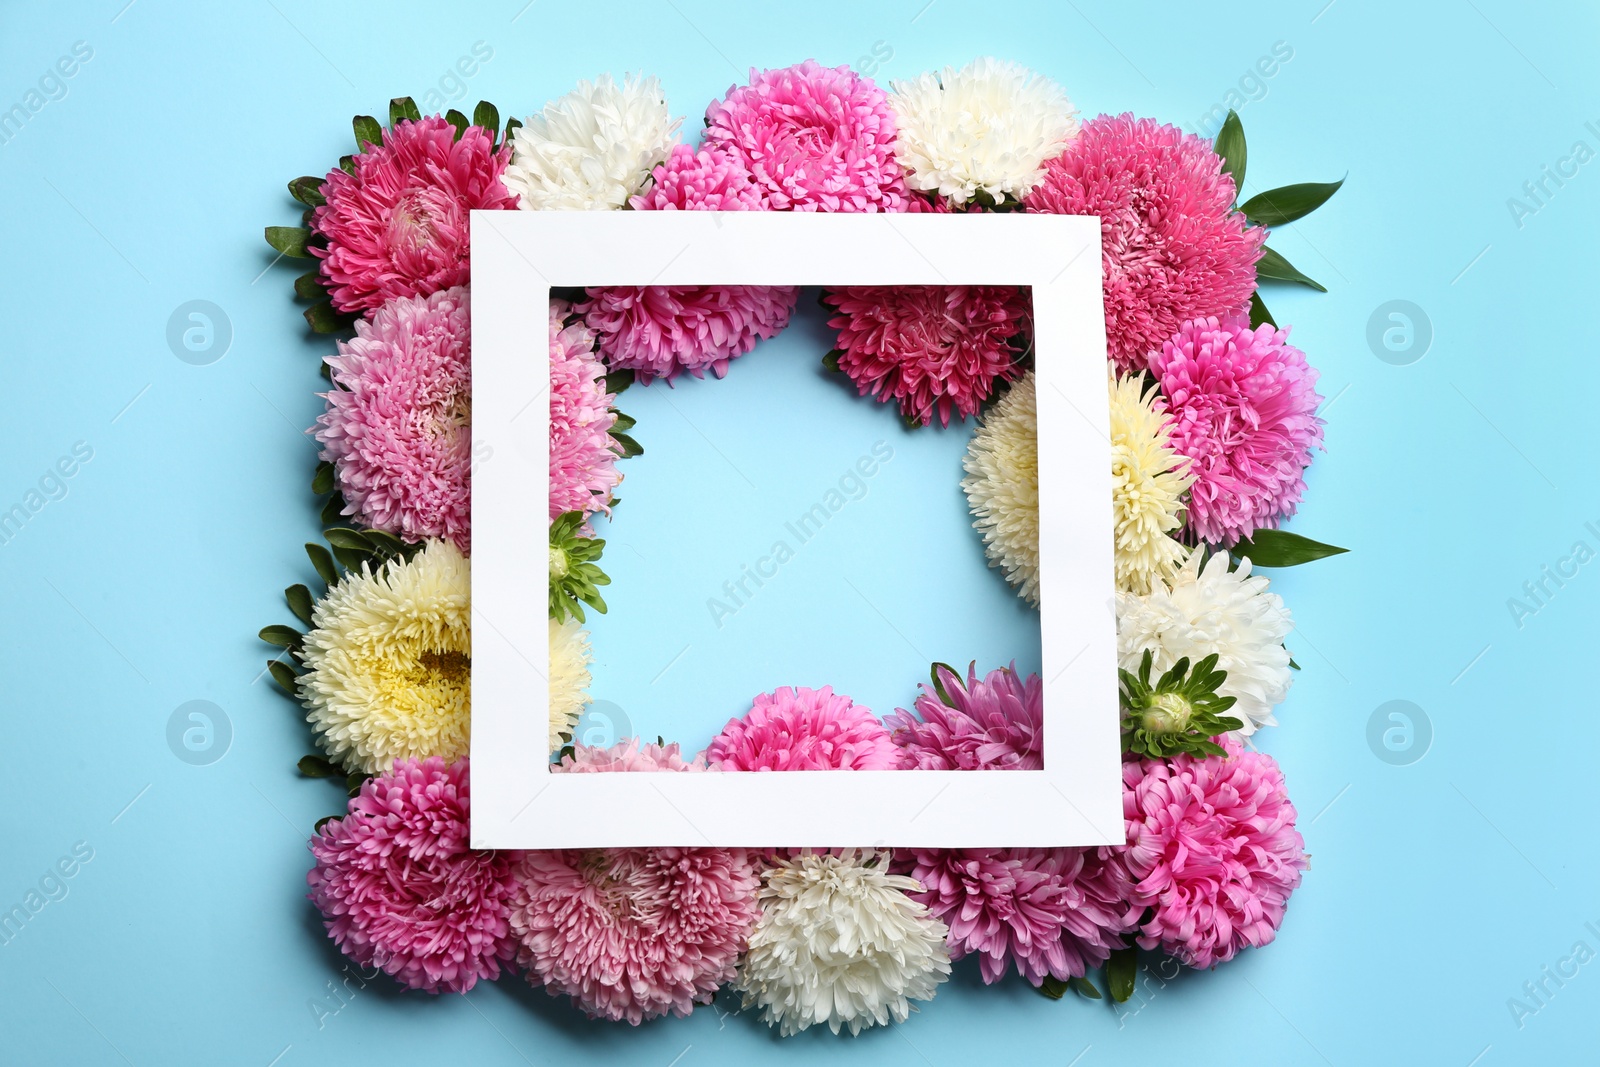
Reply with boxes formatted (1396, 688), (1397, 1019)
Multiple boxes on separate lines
(2, 1), (1596, 1064)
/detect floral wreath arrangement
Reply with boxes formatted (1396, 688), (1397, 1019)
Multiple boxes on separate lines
(258, 58), (1347, 1036)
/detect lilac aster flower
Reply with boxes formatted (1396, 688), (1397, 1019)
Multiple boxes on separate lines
(886, 662), (1042, 770)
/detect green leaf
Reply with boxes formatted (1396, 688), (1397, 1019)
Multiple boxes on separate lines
(1249, 290), (1276, 329)
(338, 154), (356, 176)
(298, 754), (339, 778)
(444, 109), (470, 141)
(1256, 245), (1327, 292)
(611, 432), (643, 458)
(604, 368), (634, 396)
(285, 584), (315, 627)
(304, 302), (346, 334)
(1231, 529), (1349, 567)
(1239, 177), (1345, 228)
(504, 115), (522, 145)
(822, 349), (842, 373)
(346, 772), (369, 797)
(472, 100), (500, 134)
(1107, 948), (1138, 1003)
(1069, 975), (1102, 1000)
(331, 545), (371, 573)
(313, 814), (339, 833)
(264, 226), (312, 258)
(1289, 657), (1301, 670)
(311, 461), (335, 496)
(293, 269), (324, 300)
(305, 542), (338, 586)
(320, 492), (346, 527)
(268, 659), (299, 696)
(929, 662), (960, 706)
(288, 176), (326, 208)
(389, 97), (421, 126)
(352, 114), (383, 151)
(1037, 975), (1069, 1000)
(259, 625), (303, 650)
(1214, 110), (1246, 193)
(324, 527), (375, 551)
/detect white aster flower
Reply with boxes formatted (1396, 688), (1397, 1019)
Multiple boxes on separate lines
(736, 850), (951, 1036)
(962, 372), (1039, 605)
(299, 540), (471, 775)
(889, 57), (1079, 206)
(1109, 372), (1194, 595)
(502, 73), (681, 210)
(1116, 550), (1295, 735)
(547, 617), (592, 752)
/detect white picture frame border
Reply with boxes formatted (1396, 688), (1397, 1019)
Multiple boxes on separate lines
(470, 210), (1122, 849)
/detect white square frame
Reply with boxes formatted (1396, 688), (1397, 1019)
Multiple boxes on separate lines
(470, 210), (1122, 849)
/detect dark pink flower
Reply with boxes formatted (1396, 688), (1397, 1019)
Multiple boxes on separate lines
(886, 662), (1042, 770)
(577, 284), (799, 384)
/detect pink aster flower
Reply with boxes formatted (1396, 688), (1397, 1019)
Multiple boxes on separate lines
(313, 116), (517, 314)
(314, 286), (471, 552)
(509, 847), (760, 1023)
(1152, 314), (1325, 545)
(549, 299), (622, 527)
(707, 685), (903, 770)
(703, 60), (909, 212)
(306, 757), (518, 994)
(556, 738), (708, 772)
(631, 143), (764, 210)
(577, 285), (799, 385)
(1024, 113), (1263, 372)
(1122, 736), (1308, 970)
(886, 662), (1042, 770)
(823, 286), (1031, 427)
(899, 847), (1135, 985)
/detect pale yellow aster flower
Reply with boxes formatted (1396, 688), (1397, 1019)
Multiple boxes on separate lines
(548, 618), (593, 751)
(298, 539), (471, 775)
(962, 373), (1040, 605)
(1109, 372), (1193, 594)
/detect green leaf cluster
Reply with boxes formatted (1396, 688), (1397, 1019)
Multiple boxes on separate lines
(549, 511), (611, 623)
(1119, 649), (1242, 759)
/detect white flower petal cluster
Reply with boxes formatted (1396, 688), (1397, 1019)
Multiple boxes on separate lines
(503, 73), (681, 211)
(548, 618), (592, 752)
(1109, 372), (1193, 595)
(299, 540), (472, 774)
(962, 373), (1039, 605)
(736, 850), (951, 1036)
(889, 57), (1079, 206)
(1116, 550), (1295, 735)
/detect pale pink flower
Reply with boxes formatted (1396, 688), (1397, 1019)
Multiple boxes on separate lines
(886, 662), (1042, 770)
(707, 686), (903, 770)
(577, 285), (799, 384)
(549, 299), (622, 527)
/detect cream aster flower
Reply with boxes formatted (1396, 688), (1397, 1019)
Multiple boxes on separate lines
(299, 540), (471, 774)
(1116, 550), (1295, 735)
(736, 850), (951, 1036)
(502, 73), (681, 210)
(963, 373), (1039, 605)
(548, 618), (592, 751)
(1110, 372), (1193, 595)
(889, 57), (1079, 206)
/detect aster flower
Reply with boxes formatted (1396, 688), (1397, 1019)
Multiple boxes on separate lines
(549, 300), (622, 528)
(889, 58), (1079, 208)
(298, 540), (471, 775)
(307, 757), (518, 993)
(502, 73), (680, 211)
(899, 847), (1134, 985)
(1123, 736), (1308, 969)
(886, 662), (1042, 770)
(549, 511), (610, 624)
(1118, 649), (1242, 758)
(509, 847), (760, 1023)
(1152, 315), (1325, 545)
(631, 143), (763, 210)
(703, 60), (909, 212)
(824, 286), (1031, 427)
(1024, 113), (1263, 372)
(556, 738), (708, 773)
(1116, 549), (1294, 736)
(1109, 371), (1193, 594)
(314, 286), (471, 553)
(707, 686), (902, 770)
(736, 850), (951, 1035)
(548, 618), (592, 752)
(577, 285), (799, 385)
(961, 372), (1038, 603)
(313, 115), (516, 314)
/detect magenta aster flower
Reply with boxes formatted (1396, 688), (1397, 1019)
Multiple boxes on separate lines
(1122, 736), (1308, 969)
(886, 662), (1042, 770)
(1152, 315), (1325, 545)
(899, 847), (1135, 985)
(1024, 113), (1263, 372)
(577, 285), (799, 385)
(306, 757), (518, 994)
(313, 116), (517, 314)
(314, 286), (471, 552)
(823, 286), (1031, 427)
(707, 686), (903, 770)
(549, 299), (622, 527)
(703, 60), (909, 212)
(557, 738), (708, 772)
(510, 847), (760, 1023)
(631, 143), (764, 210)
